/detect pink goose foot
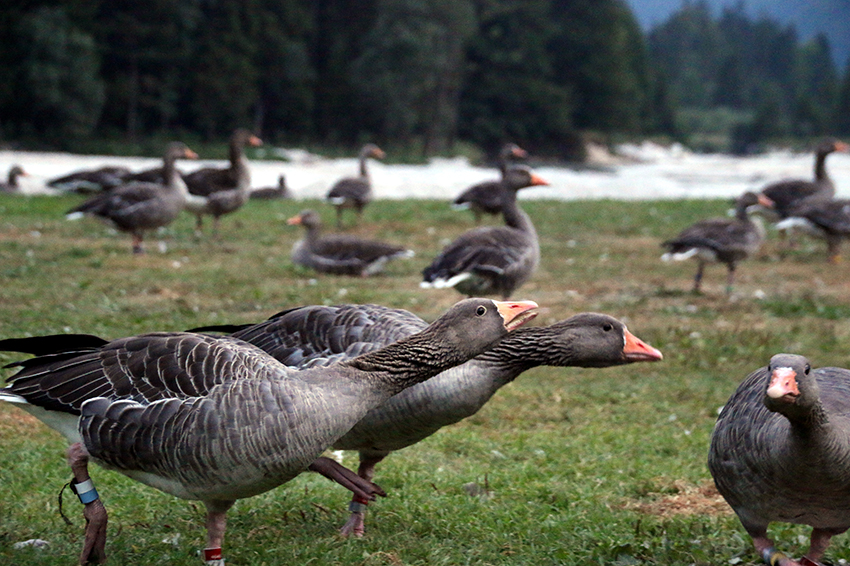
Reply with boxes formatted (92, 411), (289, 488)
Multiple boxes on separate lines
(67, 443), (107, 565)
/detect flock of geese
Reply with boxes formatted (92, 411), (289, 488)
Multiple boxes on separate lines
(2, 135), (850, 565)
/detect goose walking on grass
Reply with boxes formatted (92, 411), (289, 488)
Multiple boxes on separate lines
(0, 298), (538, 564)
(452, 143), (528, 223)
(191, 303), (662, 536)
(422, 165), (548, 299)
(182, 129), (262, 235)
(66, 143), (198, 254)
(287, 209), (414, 276)
(325, 144), (385, 228)
(661, 191), (771, 294)
(709, 354), (850, 566)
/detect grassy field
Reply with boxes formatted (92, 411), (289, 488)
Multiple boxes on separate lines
(1, 193), (850, 565)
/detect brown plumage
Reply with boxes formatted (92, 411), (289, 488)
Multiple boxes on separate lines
(251, 174), (291, 199)
(661, 192), (770, 293)
(775, 198), (850, 263)
(0, 165), (28, 193)
(422, 166), (548, 298)
(451, 143), (528, 222)
(192, 304), (662, 536)
(0, 298), (538, 563)
(709, 353), (850, 566)
(287, 209), (413, 276)
(66, 143), (198, 254)
(182, 129), (262, 234)
(326, 143), (385, 228)
(47, 166), (131, 194)
(758, 138), (849, 221)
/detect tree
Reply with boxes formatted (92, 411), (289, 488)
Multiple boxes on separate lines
(792, 34), (838, 136)
(15, 6), (105, 144)
(836, 57), (850, 135)
(350, 0), (476, 154)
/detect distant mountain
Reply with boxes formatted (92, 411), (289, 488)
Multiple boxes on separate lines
(624, 0), (850, 68)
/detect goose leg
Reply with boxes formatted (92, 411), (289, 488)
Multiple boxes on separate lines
(131, 234), (145, 255)
(308, 457), (386, 501)
(692, 262), (705, 293)
(335, 207), (344, 229)
(67, 443), (107, 565)
(803, 526), (846, 565)
(725, 263), (736, 294)
(339, 452), (388, 537)
(203, 501), (234, 566)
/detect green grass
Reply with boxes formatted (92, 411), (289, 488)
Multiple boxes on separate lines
(2, 194), (850, 565)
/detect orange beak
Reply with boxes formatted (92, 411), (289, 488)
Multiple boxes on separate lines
(184, 148), (199, 160)
(286, 214), (303, 226)
(623, 329), (663, 362)
(248, 135), (263, 147)
(529, 174), (549, 187)
(493, 300), (539, 331)
(766, 367), (800, 402)
(757, 193), (774, 208)
(835, 141), (849, 153)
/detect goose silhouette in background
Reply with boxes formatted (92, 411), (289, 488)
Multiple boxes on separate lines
(452, 143), (528, 222)
(0, 298), (538, 564)
(66, 142), (198, 254)
(325, 144), (385, 228)
(661, 191), (771, 293)
(422, 166), (548, 298)
(287, 209), (414, 276)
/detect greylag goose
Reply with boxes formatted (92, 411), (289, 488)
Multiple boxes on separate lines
(452, 143), (528, 222)
(192, 304), (662, 536)
(421, 165), (548, 298)
(661, 191), (771, 293)
(47, 166), (131, 194)
(287, 209), (414, 276)
(0, 298), (538, 564)
(709, 354), (850, 566)
(251, 174), (291, 199)
(774, 198), (850, 263)
(0, 165), (28, 193)
(325, 143), (385, 228)
(758, 139), (849, 221)
(66, 142), (198, 254)
(182, 129), (262, 234)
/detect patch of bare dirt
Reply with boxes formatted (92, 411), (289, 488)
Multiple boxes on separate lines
(620, 479), (733, 519)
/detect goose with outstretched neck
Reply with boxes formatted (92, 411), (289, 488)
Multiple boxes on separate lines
(709, 353), (850, 566)
(66, 142), (198, 254)
(0, 298), (537, 564)
(325, 143), (385, 228)
(422, 165), (548, 298)
(191, 303), (662, 537)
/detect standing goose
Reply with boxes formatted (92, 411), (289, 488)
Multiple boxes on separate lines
(661, 191), (771, 293)
(182, 129), (263, 234)
(66, 142), (198, 254)
(758, 139), (849, 221)
(774, 198), (850, 263)
(251, 174), (292, 199)
(0, 165), (28, 193)
(287, 209), (414, 276)
(192, 304), (662, 536)
(0, 298), (538, 564)
(452, 143), (528, 222)
(421, 165), (549, 298)
(709, 354), (850, 566)
(325, 144), (385, 228)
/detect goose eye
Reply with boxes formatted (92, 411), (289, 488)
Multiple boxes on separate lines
(602, 323), (613, 332)
(476, 306), (487, 316)
(805, 364), (810, 375)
